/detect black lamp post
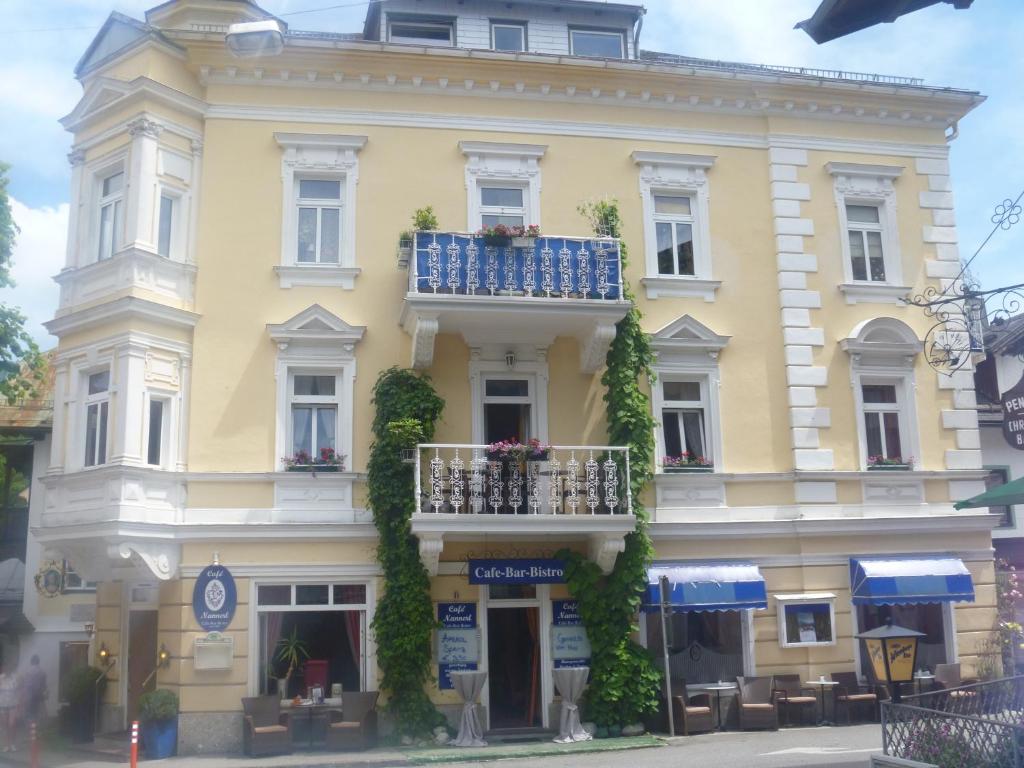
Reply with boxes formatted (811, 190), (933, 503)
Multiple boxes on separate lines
(856, 619), (925, 703)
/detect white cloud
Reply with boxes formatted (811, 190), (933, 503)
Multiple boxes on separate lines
(1, 198), (67, 349)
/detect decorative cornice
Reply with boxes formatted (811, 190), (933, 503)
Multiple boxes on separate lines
(67, 149), (86, 167)
(127, 116), (164, 139)
(632, 151), (716, 169)
(273, 132), (368, 152)
(459, 141), (548, 159)
(44, 296), (200, 338)
(825, 161), (904, 179)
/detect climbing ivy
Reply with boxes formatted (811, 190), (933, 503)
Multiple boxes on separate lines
(557, 199), (662, 728)
(369, 367), (447, 739)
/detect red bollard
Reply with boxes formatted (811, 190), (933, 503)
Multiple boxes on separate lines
(29, 721), (39, 768)
(130, 720), (139, 768)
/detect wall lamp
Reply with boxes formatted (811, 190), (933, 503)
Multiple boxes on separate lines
(97, 642), (115, 665)
(157, 644), (171, 668)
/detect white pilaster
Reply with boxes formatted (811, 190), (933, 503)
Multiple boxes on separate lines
(111, 342), (148, 464)
(47, 362), (70, 474)
(124, 117), (164, 255)
(65, 150), (86, 269)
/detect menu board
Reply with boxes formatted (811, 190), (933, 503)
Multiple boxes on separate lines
(551, 600), (590, 669)
(437, 602), (478, 690)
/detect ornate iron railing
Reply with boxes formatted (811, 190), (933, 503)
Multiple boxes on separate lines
(883, 676), (1024, 767)
(415, 444), (631, 516)
(410, 232), (623, 300)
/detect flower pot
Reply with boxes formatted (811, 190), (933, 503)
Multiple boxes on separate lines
(511, 236), (537, 248)
(527, 451), (550, 462)
(662, 466), (713, 473)
(397, 241), (412, 268)
(482, 235), (511, 247)
(867, 464), (911, 471)
(69, 698), (97, 743)
(287, 464), (341, 472)
(141, 717), (178, 759)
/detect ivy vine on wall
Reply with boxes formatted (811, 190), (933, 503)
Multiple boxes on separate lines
(557, 199), (663, 728)
(368, 367), (447, 738)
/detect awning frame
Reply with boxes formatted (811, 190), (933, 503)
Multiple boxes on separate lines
(850, 556), (976, 606)
(644, 562), (768, 613)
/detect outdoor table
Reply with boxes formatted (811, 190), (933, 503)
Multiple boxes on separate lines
(552, 666), (591, 743)
(704, 682), (737, 731)
(450, 670), (487, 747)
(804, 680), (839, 726)
(285, 701), (342, 749)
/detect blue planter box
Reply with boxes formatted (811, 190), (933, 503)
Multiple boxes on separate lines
(142, 718), (177, 760)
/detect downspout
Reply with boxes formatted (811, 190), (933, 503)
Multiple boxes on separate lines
(633, 8), (645, 59)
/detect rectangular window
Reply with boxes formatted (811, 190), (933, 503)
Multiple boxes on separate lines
(483, 376), (532, 444)
(84, 370), (110, 467)
(62, 561), (97, 592)
(661, 379), (708, 462)
(296, 179), (342, 264)
(388, 19), (454, 46)
(858, 603), (948, 676)
(479, 186), (526, 229)
(157, 194), (175, 258)
(645, 609), (745, 684)
(491, 22), (525, 52)
(569, 28), (625, 58)
(97, 171), (124, 261)
(862, 382), (903, 461)
(777, 595), (836, 647)
(289, 373), (339, 460)
(653, 194), (695, 276)
(846, 203), (886, 282)
(147, 398), (165, 467)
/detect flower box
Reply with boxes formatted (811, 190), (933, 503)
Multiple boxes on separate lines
(482, 235), (511, 247)
(663, 466), (714, 474)
(867, 464), (912, 471)
(286, 464), (341, 472)
(397, 237), (412, 268)
(512, 236), (537, 249)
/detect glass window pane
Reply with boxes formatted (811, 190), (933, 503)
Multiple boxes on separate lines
(147, 400), (163, 466)
(296, 584), (330, 605)
(291, 407), (313, 455)
(656, 222), (675, 275)
(390, 22), (452, 43)
(102, 172), (124, 197)
(570, 29), (624, 58)
(865, 412), (884, 457)
(849, 230), (867, 281)
(298, 180), (341, 200)
(654, 195), (691, 216)
(294, 375), (336, 397)
(112, 200), (123, 254)
(662, 410), (683, 457)
(846, 204), (880, 224)
(675, 223), (695, 276)
(315, 407), (336, 452)
(257, 585), (291, 606)
(492, 25), (524, 52)
(320, 208), (340, 263)
(481, 214), (524, 228)
(663, 381), (700, 401)
(158, 195), (174, 258)
(867, 231), (886, 281)
(88, 371), (110, 394)
(85, 404), (98, 467)
(481, 187), (524, 208)
(489, 584), (536, 600)
(98, 204), (115, 260)
(783, 603), (832, 644)
(862, 384), (897, 404)
(681, 410), (706, 457)
(97, 402), (108, 465)
(882, 412), (903, 459)
(485, 379), (529, 397)
(297, 208), (317, 263)
(333, 584), (367, 604)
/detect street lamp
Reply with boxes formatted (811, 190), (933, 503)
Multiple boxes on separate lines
(856, 619), (924, 702)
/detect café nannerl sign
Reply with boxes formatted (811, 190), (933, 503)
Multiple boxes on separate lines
(1003, 374), (1024, 451)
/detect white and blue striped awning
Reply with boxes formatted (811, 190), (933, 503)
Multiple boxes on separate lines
(850, 557), (975, 606)
(644, 563), (768, 612)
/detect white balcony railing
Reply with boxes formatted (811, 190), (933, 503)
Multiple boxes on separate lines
(415, 444), (631, 516)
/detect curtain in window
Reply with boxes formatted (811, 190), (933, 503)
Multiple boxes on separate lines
(263, 612), (285, 693)
(316, 407), (336, 451)
(292, 407), (312, 455)
(681, 411), (705, 458)
(343, 611), (361, 689)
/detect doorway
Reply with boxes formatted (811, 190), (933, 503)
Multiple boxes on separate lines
(126, 610), (158, 724)
(483, 377), (533, 444)
(487, 605), (541, 729)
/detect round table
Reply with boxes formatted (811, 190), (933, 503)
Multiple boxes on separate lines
(704, 683), (737, 731)
(803, 680), (839, 726)
(450, 670), (488, 748)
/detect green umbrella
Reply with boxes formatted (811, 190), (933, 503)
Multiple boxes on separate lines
(954, 475), (1024, 510)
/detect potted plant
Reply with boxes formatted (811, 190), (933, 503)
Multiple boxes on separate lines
(398, 206), (439, 267)
(662, 453), (714, 473)
(139, 689), (179, 759)
(486, 438), (550, 463)
(867, 455), (914, 471)
(476, 224), (512, 247)
(275, 628), (310, 700)
(64, 665), (106, 743)
(511, 224), (541, 249)
(282, 447), (345, 472)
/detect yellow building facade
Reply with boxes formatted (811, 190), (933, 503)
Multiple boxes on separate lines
(40, 0), (997, 752)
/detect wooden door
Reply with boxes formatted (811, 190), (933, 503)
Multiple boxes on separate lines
(127, 610), (158, 724)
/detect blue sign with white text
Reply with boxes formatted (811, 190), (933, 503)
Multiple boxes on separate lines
(468, 559), (566, 585)
(438, 602), (478, 690)
(192, 564), (237, 632)
(438, 602), (477, 628)
(553, 600), (581, 626)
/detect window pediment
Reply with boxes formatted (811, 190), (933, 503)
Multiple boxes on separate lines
(841, 317), (922, 369)
(650, 315), (730, 361)
(268, 304), (365, 353)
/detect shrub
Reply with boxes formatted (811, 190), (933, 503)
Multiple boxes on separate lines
(138, 689), (179, 723)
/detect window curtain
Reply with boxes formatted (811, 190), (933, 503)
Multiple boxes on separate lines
(681, 411), (706, 457)
(526, 608), (540, 726)
(344, 611), (361, 688)
(265, 612), (285, 693)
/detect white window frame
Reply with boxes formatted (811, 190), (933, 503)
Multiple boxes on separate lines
(775, 593), (837, 648)
(859, 380), (905, 461)
(852, 373), (918, 470)
(655, 376), (712, 465)
(650, 193), (698, 277)
(294, 177), (344, 265)
(827, 162), (908, 304)
(287, 371), (342, 461)
(469, 356), (549, 445)
(461, 142), (546, 232)
(632, 152), (719, 301)
(387, 17), (454, 46)
(568, 27), (625, 59)
(481, 374), (536, 443)
(478, 184), (528, 229)
(82, 368), (111, 468)
(155, 185), (186, 260)
(490, 21), (526, 52)
(845, 203), (887, 283)
(144, 391), (174, 469)
(94, 165), (126, 263)
(275, 133), (366, 289)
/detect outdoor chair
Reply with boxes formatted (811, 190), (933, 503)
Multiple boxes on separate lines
(325, 691), (379, 751)
(735, 676), (779, 731)
(661, 678), (716, 735)
(772, 674), (817, 727)
(934, 663), (978, 700)
(241, 696), (292, 757)
(832, 672), (882, 724)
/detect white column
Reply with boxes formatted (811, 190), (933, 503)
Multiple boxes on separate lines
(187, 139), (203, 265)
(175, 354), (191, 472)
(110, 341), (148, 465)
(124, 116), (164, 254)
(47, 361), (70, 474)
(64, 149), (86, 270)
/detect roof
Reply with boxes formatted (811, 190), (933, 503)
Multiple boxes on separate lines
(75, 11), (182, 78)
(798, 0), (975, 44)
(0, 352), (54, 435)
(987, 313), (1024, 357)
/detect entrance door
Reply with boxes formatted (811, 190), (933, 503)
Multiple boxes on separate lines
(127, 610), (158, 724)
(487, 605), (541, 729)
(482, 378), (533, 444)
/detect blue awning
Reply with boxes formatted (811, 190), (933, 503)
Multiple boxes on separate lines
(644, 563), (768, 612)
(850, 557), (975, 606)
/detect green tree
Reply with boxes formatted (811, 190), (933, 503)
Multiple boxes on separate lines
(0, 163), (45, 404)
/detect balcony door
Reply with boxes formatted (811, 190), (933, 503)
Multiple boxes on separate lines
(483, 377), (534, 444)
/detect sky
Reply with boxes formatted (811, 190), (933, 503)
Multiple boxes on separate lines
(1, 0), (1021, 345)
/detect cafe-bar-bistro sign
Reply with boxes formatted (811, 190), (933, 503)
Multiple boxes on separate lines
(468, 559), (566, 584)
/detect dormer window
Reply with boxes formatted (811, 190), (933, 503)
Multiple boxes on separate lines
(569, 28), (625, 58)
(388, 17), (454, 46)
(491, 22), (526, 52)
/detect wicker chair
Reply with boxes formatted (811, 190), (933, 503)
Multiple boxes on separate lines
(661, 679), (716, 735)
(833, 672), (882, 724)
(241, 696), (292, 757)
(772, 674), (817, 727)
(325, 691), (379, 751)
(736, 676), (779, 731)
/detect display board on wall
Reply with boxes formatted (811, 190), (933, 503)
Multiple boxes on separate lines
(437, 602), (479, 690)
(192, 564), (237, 632)
(551, 599), (590, 669)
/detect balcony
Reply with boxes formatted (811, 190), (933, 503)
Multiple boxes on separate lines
(400, 232), (632, 371)
(410, 444), (637, 575)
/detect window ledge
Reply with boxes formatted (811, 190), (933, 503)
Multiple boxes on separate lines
(838, 282), (911, 305)
(275, 265), (360, 289)
(642, 276), (721, 302)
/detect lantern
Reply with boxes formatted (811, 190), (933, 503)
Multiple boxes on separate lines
(856, 619), (924, 702)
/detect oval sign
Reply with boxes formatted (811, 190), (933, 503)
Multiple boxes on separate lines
(192, 564), (237, 632)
